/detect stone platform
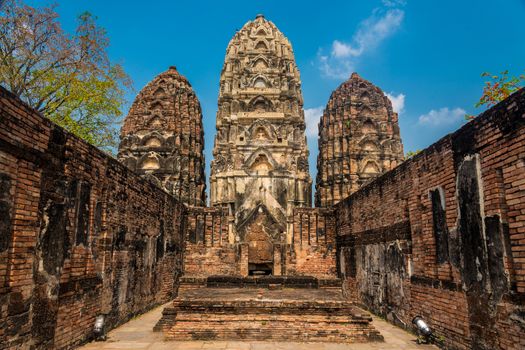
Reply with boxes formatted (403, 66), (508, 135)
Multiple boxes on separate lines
(155, 276), (383, 343)
(179, 275), (344, 289)
(80, 302), (437, 350)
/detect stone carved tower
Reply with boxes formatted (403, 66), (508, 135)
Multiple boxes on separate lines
(118, 66), (206, 206)
(210, 14), (312, 245)
(315, 73), (404, 207)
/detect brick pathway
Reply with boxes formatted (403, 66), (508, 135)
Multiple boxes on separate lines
(79, 303), (437, 350)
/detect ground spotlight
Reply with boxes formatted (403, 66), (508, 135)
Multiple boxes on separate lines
(412, 316), (432, 344)
(93, 314), (107, 341)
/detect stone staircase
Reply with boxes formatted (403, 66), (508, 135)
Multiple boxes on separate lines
(155, 276), (384, 343)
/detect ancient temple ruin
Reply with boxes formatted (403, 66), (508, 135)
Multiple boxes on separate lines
(210, 14), (312, 259)
(315, 73), (404, 207)
(1, 13), (524, 350)
(118, 66), (206, 206)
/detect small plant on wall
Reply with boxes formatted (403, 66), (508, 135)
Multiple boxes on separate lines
(465, 70), (525, 120)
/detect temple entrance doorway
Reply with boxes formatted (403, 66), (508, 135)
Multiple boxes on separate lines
(246, 230), (273, 275)
(238, 205), (283, 276)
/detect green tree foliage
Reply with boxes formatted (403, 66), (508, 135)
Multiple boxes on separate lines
(466, 70), (525, 120)
(0, 0), (131, 151)
(476, 70), (525, 108)
(405, 150), (421, 159)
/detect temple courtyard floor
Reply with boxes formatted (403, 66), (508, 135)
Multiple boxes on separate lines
(79, 302), (437, 350)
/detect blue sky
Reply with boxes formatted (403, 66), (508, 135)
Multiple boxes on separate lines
(29, 0), (525, 192)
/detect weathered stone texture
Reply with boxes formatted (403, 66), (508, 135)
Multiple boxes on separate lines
(210, 14), (312, 253)
(315, 73), (404, 207)
(336, 88), (525, 349)
(184, 206), (337, 279)
(0, 86), (186, 350)
(2, 14), (525, 349)
(118, 66), (206, 206)
(286, 208), (337, 277)
(159, 283), (382, 343)
(183, 207), (238, 277)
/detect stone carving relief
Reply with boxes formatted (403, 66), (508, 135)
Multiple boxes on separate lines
(253, 76), (268, 88)
(361, 160), (379, 174)
(211, 14), (312, 232)
(297, 156), (309, 173)
(253, 58), (269, 70)
(141, 153), (160, 171)
(250, 154), (273, 171)
(213, 152), (232, 173)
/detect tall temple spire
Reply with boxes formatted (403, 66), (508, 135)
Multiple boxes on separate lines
(210, 16), (312, 244)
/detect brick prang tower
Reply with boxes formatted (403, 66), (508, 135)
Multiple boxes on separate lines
(118, 66), (206, 206)
(315, 73), (404, 207)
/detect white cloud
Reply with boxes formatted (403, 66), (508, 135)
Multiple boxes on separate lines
(318, 3), (405, 79)
(352, 9), (404, 54)
(385, 92), (405, 114)
(304, 106), (324, 137)
(418, 107), (466, 126)
(382, 0), (407, 7)
(318, 51), (356, 79)
(331, 40), (362, 58)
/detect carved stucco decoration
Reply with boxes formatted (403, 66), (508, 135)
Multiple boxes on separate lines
(118, 66), (206, 206)
(315, 73), (405, 207)
(210, 14), (312, 241)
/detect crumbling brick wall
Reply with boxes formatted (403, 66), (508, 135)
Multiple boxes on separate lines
(183, 206), (337, 278)
(183, 207), (238, 276)
(0, 87), (186, 350)
(286, 208), (337, 277)
(335, 88), (525, 349)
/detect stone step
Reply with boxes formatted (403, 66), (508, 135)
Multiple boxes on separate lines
(163, 318), (383, 342)
(170, 313), (370, 323)
(156, 286), (384, 343)
(180, 275), (343, 289)
(169, 299), (361, 315)
(179, 276), (207, 286)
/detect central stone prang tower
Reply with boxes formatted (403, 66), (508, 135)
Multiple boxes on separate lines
(210, 14), (312, 246)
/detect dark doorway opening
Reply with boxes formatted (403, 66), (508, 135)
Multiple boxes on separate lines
(249, 263), (273, 276)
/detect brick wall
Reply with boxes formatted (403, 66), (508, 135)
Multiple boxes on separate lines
(3, 79), (523, 349)
(287, 208), (337, 277)
(183, 206), (337, 279)
(335, 88), (525, 349)
(183, 207), (238, 276)
(0, 87), (186, 350)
